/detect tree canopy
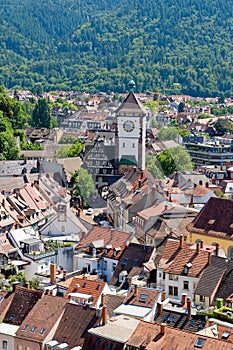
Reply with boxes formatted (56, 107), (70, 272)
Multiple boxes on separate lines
(156, 146), (194, 176)
(1, 0), (233, 96)
(31, 98), (51, 128)
(71, 168), (95, 205)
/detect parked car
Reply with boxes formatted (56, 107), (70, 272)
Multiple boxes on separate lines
(86, 208), (93, 215)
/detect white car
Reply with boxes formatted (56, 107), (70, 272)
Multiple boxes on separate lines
(86, 208), (93, 215)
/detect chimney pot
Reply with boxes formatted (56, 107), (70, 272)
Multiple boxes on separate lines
(160, 323), (166, 335)
(162, 291), (167, 302)
(134, 284), (138, 297)
(157, 301), (163, 315)
(187, 297), (192, 319)
(63, 270), (67, 281)
(179, 234), (184, 248)
(182, 293), (187, 306)
(102, 305), (107, 325)
(101, 293), (105, 307)
(196, 242), (200, 254)
(50, 263), (56, 285)
(200, 240), (203, 249)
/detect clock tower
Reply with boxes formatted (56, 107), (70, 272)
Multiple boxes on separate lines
(115, 80), (147, 173)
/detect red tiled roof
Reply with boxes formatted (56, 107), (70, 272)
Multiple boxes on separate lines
(53, 303), (100, 348)
(16, 295), (68, 341)
(124, 286), (160, 308)
(76, 226), (133, 252)
(158, 239), (210, 277)
(4, 286), (43, 326)
(187, 197), (233, 239)
(128, 321), (232, 350)
(65, 277), (105, 307)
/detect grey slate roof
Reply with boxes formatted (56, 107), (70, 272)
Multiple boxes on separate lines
(194, 256), (227, 298)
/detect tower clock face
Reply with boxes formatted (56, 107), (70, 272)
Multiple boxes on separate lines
(123, 120), (135, 133)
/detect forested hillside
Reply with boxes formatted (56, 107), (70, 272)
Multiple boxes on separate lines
(1, 0), (233, 96)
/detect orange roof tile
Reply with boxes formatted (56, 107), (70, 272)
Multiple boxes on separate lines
(65, 277), (105, 307)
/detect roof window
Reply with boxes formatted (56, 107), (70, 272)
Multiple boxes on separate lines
(222, 330), (231, 340)
(195, 337), (206, 348)
(139, 293), (148, 302)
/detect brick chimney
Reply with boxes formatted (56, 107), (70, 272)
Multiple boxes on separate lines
(134, 284), (138, 297)
(157, 302), (163, 315)
(187, 297), (192, 320)
(162, 291), (167, 302)
(50, 263), (56, 285)
(102, 305), (107, 325)
(101, 294), (105, 307)
(196, 242), (200, 254)
(200, 240), (203, 249)
(179, 234), (184, 248)
(182, 293), (187, 306)
(25, 282), (30, 290)
(160, 323), (166, 335)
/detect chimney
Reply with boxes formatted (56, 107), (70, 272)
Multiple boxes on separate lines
(134, 284), (138, 297)
(12, 281), (20, 292)
(179, 234), (184, 248)
(160, 323), (166, 335)
(63, 270), (67, 281)
(128, 277), (133, 289)
(196, 242), (200, 254)
(25, 282), (30, 290)
(162, 291), (167, 302)
(208, 319), (215, 327)
(187, 297), (192, 319)
(208, 251), (212, 265)
(50, 263), (56, 285)
(101, 294), (105, 307)
(200, 240), (203, 249)
(215, 243), (219, 256)
(102, 305), (107, 325)
(157, 301), (163, 315)
(182, 293), (187, 306)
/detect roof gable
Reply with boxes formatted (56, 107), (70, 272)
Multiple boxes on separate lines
(115, 92), (147, 115)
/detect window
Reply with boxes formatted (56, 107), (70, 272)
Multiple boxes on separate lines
(169, 274), (178, 281)
(183, 281), (189, 290)
(200, 295), (205, 302)
(195, 337), (206, 348)
(169, 286), (178, 296)
(123, 142), (125, 148)
(17, 346), (22, 350)
(112, 263), (116, 271)
(2, 340), (7, 350)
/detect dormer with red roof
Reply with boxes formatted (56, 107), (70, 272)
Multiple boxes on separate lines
(65, 276), (112, 308)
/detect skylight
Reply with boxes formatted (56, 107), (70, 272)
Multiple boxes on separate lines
(139, 293), (148, 302)
(31, 326), (37, 333)
(121, 258), (128, 265)
(22, 324), (28, 331)
(82, 282), (86, 288)
(40, 327), (46, 334)
(96, 284), (100, 290)
(9, 314), (15, 321)
(222, 330), (231, 340)
(195, 337), (206, 348)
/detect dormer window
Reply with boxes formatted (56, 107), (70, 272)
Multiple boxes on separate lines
(184, 262), (192, 275)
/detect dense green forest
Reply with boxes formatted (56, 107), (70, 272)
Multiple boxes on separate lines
(1, 0), (233, 96)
